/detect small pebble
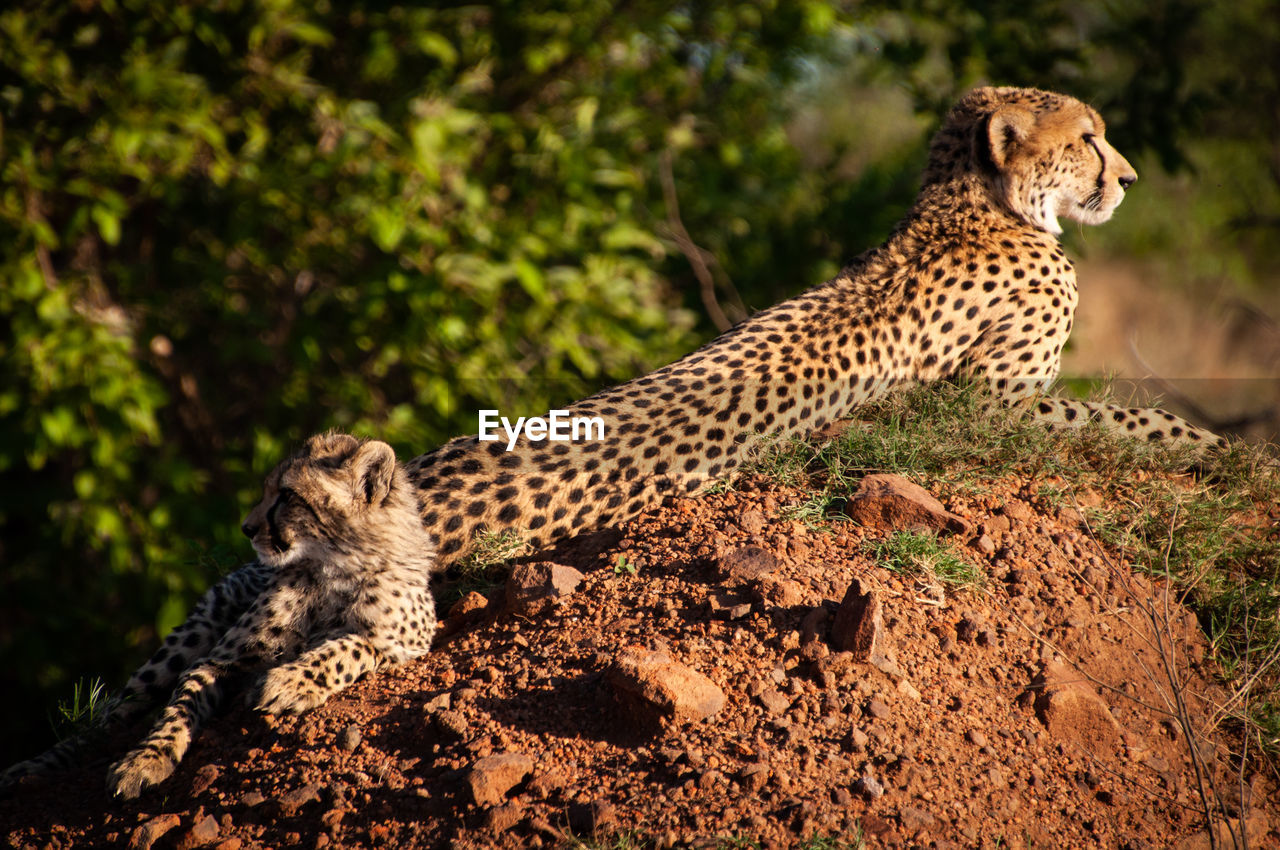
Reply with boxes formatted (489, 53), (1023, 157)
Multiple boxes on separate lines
(336, 724), (361, 752)
(853, 774), (884, 800)
(865, 698), (891, 720)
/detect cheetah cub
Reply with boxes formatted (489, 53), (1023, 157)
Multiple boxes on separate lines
(2, 434), (438, 799)
(106, 433), (437, 798)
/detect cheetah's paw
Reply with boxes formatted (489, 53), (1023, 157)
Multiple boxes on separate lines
(253, 666), (327, 716)
(107, 748), (175, 799)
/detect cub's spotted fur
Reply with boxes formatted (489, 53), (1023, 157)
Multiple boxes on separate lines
(2, 86), (1223, 797)
(2, 434), (437, 798)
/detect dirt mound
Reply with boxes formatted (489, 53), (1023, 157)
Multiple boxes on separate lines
(2, 472), (1275, 849)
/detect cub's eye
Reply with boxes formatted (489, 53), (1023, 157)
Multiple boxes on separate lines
(1081, 132), (1096, 144)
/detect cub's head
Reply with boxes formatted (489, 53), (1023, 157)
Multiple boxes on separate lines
(925, 86), (1137, 234)
(241, 432), (434, 569)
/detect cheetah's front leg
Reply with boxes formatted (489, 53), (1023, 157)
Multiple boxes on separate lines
(1025, 393), (1226, 450)
(963, 350), (1224, 452)
(107, 584), (309, 798)
(106, 659), (232, 798)
(959, 296), (1225, 451)
(254, 634), (384, 716)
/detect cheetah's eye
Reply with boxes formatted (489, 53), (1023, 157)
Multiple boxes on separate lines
(1081, 133), (1096, 144)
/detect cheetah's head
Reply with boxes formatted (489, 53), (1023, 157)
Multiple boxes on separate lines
(241, 432), (434, 570)
(927, 86), (1137, 235)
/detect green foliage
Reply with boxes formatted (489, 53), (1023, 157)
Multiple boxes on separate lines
(443, 527), (529, 606)
(456, 528), (529, 576)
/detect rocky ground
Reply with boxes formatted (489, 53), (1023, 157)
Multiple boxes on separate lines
(1, 467), (1276, 849)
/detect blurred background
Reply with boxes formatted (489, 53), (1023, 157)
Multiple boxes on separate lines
(1, 0), (1277, 764)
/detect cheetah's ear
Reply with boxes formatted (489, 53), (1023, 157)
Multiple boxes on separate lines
(349, 440), (397, 506)
(305, 432), (361, 463)
(986, 104), (1036, 169)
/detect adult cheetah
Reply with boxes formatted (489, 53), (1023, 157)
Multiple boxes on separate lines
(407, 85), (1221, 566)
(1, 86), (1222, 798)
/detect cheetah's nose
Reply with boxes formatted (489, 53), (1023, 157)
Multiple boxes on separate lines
(241, 521), (259, 539)
(1118, 174), (1136, 191)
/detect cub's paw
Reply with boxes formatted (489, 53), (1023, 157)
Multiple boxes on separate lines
(107, 748), (175, 799)
(254, 666), (327, 716)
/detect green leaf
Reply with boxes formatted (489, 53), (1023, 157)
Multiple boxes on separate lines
(40, 407), (77, 447)
(368, 207), (406, 252)
(90, 205), (121, 246)
(416, 31), (458, 67)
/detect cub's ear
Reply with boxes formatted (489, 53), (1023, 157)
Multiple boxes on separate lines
(349, 440), (397, 505)
(986, 104), (1036, 169)
(305, 432), (361, 464)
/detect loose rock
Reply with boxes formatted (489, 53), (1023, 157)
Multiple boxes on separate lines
(854, 774), (885, 800)
(189, 764), (221, 796)
(739, 764), (770, 792)
(435, 709), (469, 740)
(848, 727), (870, 752)
(715, 545), (780, 584)
(276, 784), (323, 818)
(467, 753), (534, 807)
(708, 590), (753, 620)
(831, 578), (883, 660)
(175, 815), (220, 850)
(336, 724), (361, 752)
(754, 577), (806, 607)
(129, 814), (181, 850)
(757, 688), (790, 715)
(606, 646), (726, 729)
(865, 698), (891, 720)
(738, 509), (767, 535)
(1032, 662), (1122, 752)
(900, 806), (937, 831)
(845, 473), (968, 533)
(505, 562), (584, 614)
(486, 802), (524, 832)
(448, 591), (490, 620)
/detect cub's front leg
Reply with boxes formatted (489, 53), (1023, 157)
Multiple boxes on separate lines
(254, 578), (438, 716)
(254, 633), (384, 716)
(107, 586), (307, 798)
(105, 659), (231, 799)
